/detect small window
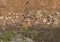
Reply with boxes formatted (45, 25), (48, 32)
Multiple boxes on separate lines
(23, 18), (28, 22)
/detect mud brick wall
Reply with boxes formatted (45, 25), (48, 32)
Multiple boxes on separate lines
(0, 0), (60, 28)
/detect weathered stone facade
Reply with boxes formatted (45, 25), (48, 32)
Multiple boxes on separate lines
(0, 0), (60, 28)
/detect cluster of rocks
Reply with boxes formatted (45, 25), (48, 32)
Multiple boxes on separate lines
(0, 34), (34, 42)
(0, 9), (60, 28)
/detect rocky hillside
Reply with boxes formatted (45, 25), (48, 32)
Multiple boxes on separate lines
(0, 0), (60, 28)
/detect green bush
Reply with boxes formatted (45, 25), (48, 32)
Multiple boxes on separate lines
(0, 30), (16, 42)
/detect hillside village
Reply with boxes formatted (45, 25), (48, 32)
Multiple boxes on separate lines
(0, 9), (60, 28)
(0, 0), (60, 29)
(0, 0), (60, 42)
